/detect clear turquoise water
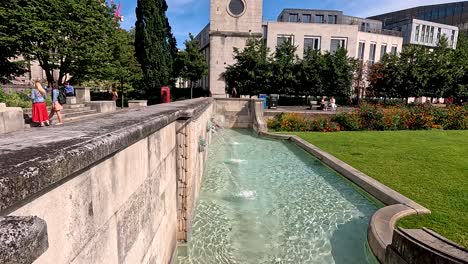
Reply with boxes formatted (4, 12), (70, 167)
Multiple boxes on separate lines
(176, 129), (380, 264)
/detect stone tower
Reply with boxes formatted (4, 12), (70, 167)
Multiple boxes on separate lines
(209, 0), (263, 97)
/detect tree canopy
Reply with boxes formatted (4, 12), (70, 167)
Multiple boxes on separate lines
(175, 34), (208, 90)
(135, 0), (177, 103)
(0, 0), (117, 85)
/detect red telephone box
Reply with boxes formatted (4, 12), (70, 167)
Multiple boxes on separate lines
(161, 86), (171, 104)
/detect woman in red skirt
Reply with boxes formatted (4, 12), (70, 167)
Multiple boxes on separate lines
(31, 81), (50, 127)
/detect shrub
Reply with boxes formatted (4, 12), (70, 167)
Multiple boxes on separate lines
(358, 103), (385, 130)
(332, 112), (361, 131)
(0, 87), (52, 108)
(443, 106), (468, 130)
(267, 113), (340, 132)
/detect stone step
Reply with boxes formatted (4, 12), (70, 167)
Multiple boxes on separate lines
(61, 110), (97, 119)
(63, 104), (86, 109)
(24, 106), (92, 115)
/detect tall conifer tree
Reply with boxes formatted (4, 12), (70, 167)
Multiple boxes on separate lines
(135, 0), (176, 103)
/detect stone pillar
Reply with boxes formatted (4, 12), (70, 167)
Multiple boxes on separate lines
(85, 101), (116, 113)
(128, 100), (148, 108)
(75, 87), (90, 104)
(0, 106), (25, 134)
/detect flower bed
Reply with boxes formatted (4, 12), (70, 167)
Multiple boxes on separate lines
(267, 103), (468, 132)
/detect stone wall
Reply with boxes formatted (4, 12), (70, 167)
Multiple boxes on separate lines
(214, 98), (255, 128)
(0, 98), (214, 264)
(0, 103), (24, 134)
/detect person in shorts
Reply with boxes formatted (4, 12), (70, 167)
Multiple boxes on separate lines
(49, 84), (64, 125)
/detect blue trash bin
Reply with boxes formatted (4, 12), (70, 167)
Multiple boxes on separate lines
(259, 94), (267, 109)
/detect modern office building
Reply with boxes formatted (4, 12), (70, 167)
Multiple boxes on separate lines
(396, 19), (459, 48)
(368, 1), (468, 34)
(195, 0), (403, 96)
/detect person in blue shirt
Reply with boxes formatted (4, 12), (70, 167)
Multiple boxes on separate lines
(64, 81), (75, 97)
(30, 82), (50, 127)
(49, 83), (64, 125)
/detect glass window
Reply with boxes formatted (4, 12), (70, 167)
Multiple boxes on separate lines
(415, 24), (420, 42)
(328, 15), (337, 24)
(437, 28), (441, 40)
(421, 25), (426, 42)
(315, 15), (324, 24)
(425, 26), (430, 43)
(361, 22), (370, 32)
(277, 35), (293, 46)
(289, 14), (299, 23)
(369, 43), (376, 65)
(228, 0), (245, 16)
(358, 42), (365, 61)
(330, 38), (347, 53)
(302, 14), (311, 23)
(391, 46), (398, 56)
(451, 30), (456, 47)
(380, 44), (387, 59)
(430, 26), (434, 43)
(304, 37), (321, 53)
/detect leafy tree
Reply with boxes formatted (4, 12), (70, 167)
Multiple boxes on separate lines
(367, 54), (403, 101)
(426, 37), (454, 100)
(449, 33), (468, 98)
(297, 49), (325, 96)
(0, 0), (116, 85)
(322, 48), (355, 98)
(175, 34), (208, 98)
(396, 45), (429, 102)
(271, 41), (299, 95)
(135, 0), (176, 103)
(224, 38), (271, 96)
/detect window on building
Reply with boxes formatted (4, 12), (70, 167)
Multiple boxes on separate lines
(451, 30), (456, 47)
(289, 14), (299, 23)
(361, 22), (370, 32)
(415, 24), (420, 42)
(380, 44), (387, 59)
(228, 0), (245, 16)
(330, 38), (347, 53)
(277, 35), (294, 46)
(358, 42), (365, 61)
(315, 15), (324, 24)
(425, 26), (430, 43)
(437, 28), (441, 40)
(430, 26), (435, 43)
(303, 14), (311, 23)
(369, 43), (376, 65)
(304, 37), (321, 52)
(421, 25), (426, 43)
(328, 15), (337, 24)
(391, 46), (398, 56)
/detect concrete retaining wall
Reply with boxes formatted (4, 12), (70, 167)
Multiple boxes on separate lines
(0, 98), (214, 264)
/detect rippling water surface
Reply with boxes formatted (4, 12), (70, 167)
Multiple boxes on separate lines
(175, 129), (380, 264)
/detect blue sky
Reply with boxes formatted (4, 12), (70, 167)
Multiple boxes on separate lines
(118, 0), (461, 48)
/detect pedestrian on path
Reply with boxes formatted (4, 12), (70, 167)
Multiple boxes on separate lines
(31, 82), (50, 127)
(49, 84), (64, 125)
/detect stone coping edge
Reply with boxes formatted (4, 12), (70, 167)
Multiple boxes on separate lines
(259, 131), (431, 264)
(0, 216), (48, 264)
(0, 98), (213, 214)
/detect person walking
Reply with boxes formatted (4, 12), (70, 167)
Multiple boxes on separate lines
(49, 84), (64, 125)
(31, 82), (50, 127)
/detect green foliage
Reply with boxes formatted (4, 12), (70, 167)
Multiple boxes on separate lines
(135, 0), (177, 103)
(225, 38), (272, 96)
(369, 35), (468, 100)
(176, 34), (208, 86)
(266, 113), (340, 132)
(225, 40), (356, 98)
(0, 0), (117, 85)
(322, 48), (355, 98)
(271, 42), (299, 95)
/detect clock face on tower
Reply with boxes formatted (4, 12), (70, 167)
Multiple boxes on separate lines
(228, 0), (246, 17)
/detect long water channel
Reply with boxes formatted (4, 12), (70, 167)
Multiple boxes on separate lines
(176, 129), (380, 264)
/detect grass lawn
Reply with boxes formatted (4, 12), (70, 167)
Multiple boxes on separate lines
(287, 130), (468, 248)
